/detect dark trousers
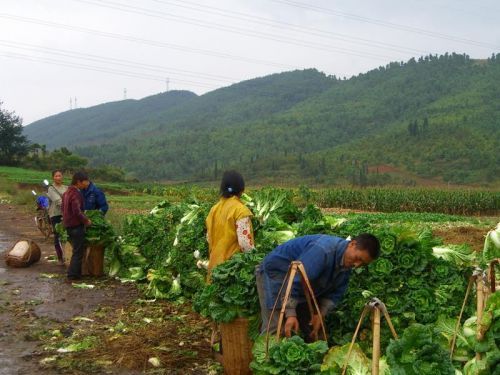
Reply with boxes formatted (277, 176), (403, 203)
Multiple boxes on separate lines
(51, 215), (64, 261)
(66, 225), (85, 279)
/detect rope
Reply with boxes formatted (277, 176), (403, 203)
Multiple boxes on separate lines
(341, 305), (369, 375)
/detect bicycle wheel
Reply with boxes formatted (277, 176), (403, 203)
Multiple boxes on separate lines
(43, 214), (53, 239)
(37, 214), (52, 239)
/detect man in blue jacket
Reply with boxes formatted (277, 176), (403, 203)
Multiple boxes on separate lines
(81, 181), (109, 215)
(256, 233), (380, 341)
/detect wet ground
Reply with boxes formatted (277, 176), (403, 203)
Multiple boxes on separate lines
(0, 203), (217, 375)
(0, 204), (139, 374)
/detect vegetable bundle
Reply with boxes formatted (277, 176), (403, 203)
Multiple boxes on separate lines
(250, 335), (328, 375)
(193, 251), (263, 322)
(55, 210), (116, 247)
(84, 210), (116, 246)
(107, 200), (211, 300)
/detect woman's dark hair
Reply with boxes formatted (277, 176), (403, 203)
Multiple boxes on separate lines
(52, 169), (63, 177)
(71, 171), (89, 185)
(220, 170), (245, 198)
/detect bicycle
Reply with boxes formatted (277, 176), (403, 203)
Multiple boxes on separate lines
(32, 181), (53, 239)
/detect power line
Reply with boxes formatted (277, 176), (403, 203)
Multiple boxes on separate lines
(0, 51), (218, 89)
(71, 0), (398, 61)
(0, 39), (235, 83)
(271, 0), (500, 50)
(146, 0), (431, 55)
(0, 13), (297, 70)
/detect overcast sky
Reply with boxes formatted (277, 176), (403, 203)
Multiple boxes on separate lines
(1, 0), (499, 124)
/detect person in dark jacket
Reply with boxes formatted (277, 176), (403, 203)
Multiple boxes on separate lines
(62, 171), (92, 281)
(256, 233), (380, 341)
(81, 181), (108, 215)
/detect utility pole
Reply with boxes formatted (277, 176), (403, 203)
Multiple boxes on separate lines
(74, 97), (78, 109)
(124, 88), (127, 100)
(166, 78), (169, 92)
(69, 97), (73, 110)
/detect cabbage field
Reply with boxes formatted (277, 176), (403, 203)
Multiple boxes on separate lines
(74, 188), (500, 375)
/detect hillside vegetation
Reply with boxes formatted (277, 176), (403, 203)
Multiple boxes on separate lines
(24, 53), (500, 186)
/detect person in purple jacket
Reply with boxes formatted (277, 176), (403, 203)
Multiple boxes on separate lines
(256, 233), (380, 341)
(62, 171), (92, 281)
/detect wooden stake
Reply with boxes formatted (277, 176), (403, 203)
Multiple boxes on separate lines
(477, 278), (484, 324)
(372, 308), (381, 375)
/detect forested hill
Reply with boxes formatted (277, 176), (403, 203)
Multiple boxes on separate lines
(24, 54), (500, 186)
(24, 90), (198, 147)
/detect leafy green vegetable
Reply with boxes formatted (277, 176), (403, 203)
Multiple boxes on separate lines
(54, 222), (68, 242)
(71, 283), (95, 289)
(464, 291), (500, 374)
(193, 251), (262, 322)
(250, 335), (328, 375)
(386, 323), (455, 375)
(56, 336), (98, 353)
(435, 316), (475, 362)
(145, 268), (172, 299)
(432, 244), (476, 267)
(321, 343), (371, 375)
(328, 224), (470, 350)
(483, 223), (500, 264)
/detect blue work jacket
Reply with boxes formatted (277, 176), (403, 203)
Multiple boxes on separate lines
(260, 235), (351, 312)
(82, 182), (108, 214)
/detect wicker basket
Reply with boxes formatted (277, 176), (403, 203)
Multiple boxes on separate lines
(5, 240), (41, 268)
(64, 242), (105, 276)
(220, 318), (253, 375)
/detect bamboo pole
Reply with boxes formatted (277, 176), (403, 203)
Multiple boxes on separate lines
(476, 276), (485, 361)
(477, 278), (484, 323)
(372, 308), (381, 375)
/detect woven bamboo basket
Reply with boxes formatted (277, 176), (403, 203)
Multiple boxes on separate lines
(5, 240), (41, 268)
(63, 242), (105, 276)
(220, 317), (253, 375)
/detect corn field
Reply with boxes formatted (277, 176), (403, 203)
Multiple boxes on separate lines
(310, 187), (499, 215)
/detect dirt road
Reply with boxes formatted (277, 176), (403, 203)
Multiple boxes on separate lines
(0, 203), (217, 375)
(0, 203), (139, 374)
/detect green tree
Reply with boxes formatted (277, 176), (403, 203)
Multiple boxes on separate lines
(0, 103), (29, 165)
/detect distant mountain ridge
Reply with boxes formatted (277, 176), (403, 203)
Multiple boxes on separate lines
(25, 90), (198, 147)
(23, 54), (500, 186)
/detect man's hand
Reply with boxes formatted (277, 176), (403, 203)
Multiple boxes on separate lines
(309, 314), (322, 341)
(85, 219), (92, 227)
(284, 316), (299, 337)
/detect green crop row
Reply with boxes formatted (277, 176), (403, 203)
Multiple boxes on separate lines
(309, 187), (499, 216)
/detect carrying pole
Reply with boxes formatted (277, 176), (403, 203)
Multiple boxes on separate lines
(372, 307), (381, 375)
(265, 261), (327, 357)
(342, 298), (397, 375)
(489, 259), (499, 293)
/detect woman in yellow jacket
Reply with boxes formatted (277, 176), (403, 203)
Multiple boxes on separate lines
(206, 170), (254, 273)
